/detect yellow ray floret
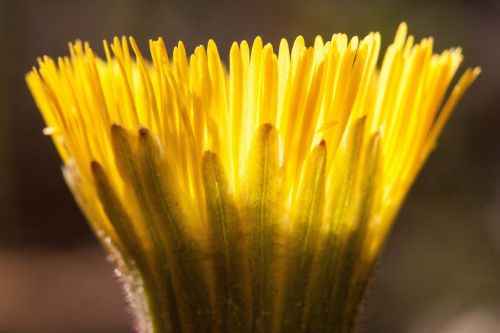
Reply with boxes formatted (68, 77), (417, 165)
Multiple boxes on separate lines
(26, 23), (479, 333)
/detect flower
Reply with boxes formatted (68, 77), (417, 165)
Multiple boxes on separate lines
(26, 23), (479, 333)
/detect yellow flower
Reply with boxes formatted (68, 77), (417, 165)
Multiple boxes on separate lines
(26, 23), (479, 333)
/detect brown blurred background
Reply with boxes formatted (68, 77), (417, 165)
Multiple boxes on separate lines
(0, 0), (499, 332)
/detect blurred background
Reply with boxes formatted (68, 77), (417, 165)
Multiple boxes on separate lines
(0, 0), (499, 332)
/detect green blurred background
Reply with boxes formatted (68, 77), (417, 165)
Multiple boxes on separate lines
(0, 0), (499, 332)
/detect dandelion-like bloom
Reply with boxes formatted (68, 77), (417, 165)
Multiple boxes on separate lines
(27, 23), (479, 333)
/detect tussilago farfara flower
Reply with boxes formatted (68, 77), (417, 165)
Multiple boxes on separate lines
(26, 23), (479, 333)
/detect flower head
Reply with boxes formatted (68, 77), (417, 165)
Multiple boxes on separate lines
(27, 23), (479, 333)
